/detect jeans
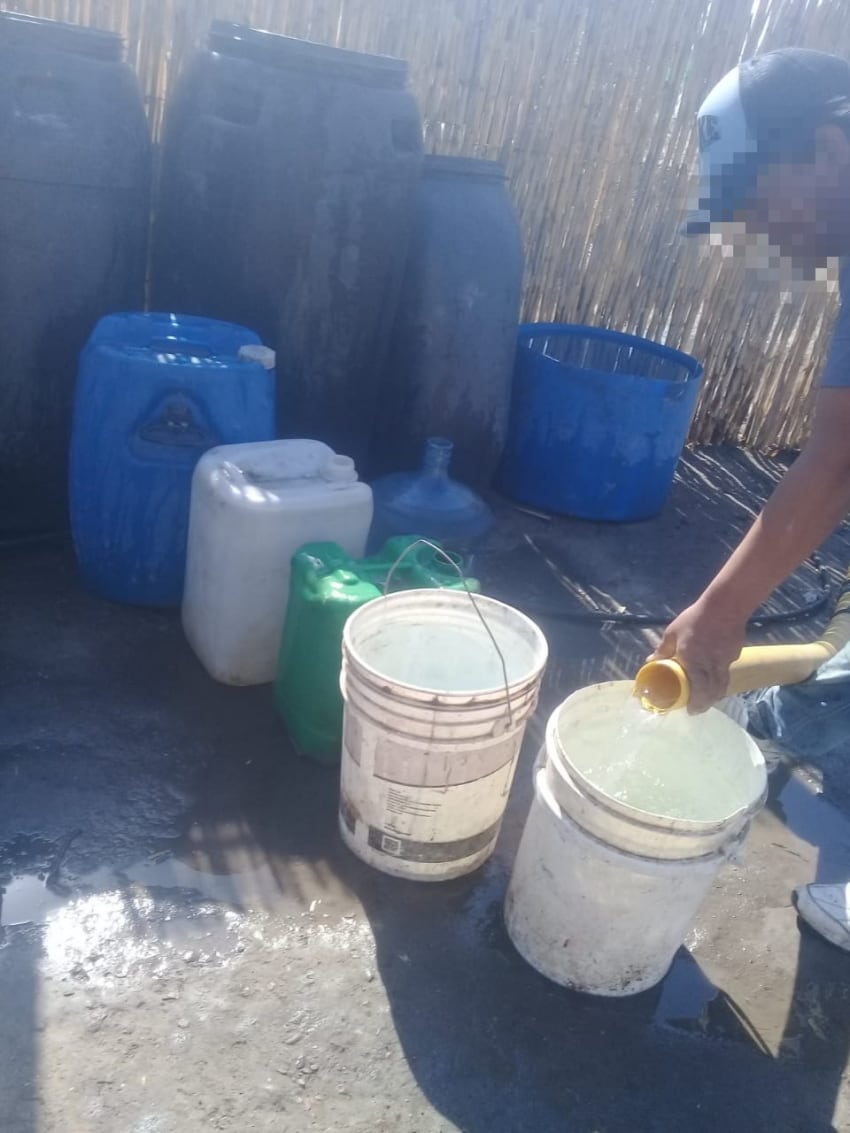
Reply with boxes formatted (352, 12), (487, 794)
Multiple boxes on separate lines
(746, 641), (850, 761)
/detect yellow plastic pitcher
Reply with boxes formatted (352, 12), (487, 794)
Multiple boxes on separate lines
(635, 568), (850, 713)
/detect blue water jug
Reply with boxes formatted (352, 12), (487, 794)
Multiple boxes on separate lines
(368, 437), (493, 556)
(69, 312), (275, 607)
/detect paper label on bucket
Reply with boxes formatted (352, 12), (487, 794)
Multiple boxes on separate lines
(386, 786), (439, 822)
(372, 731), (521, 788)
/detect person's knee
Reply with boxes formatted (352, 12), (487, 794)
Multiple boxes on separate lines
(747, 679), (849, 760)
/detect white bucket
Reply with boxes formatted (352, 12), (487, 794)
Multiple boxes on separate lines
(505, 681), (767, 996)
(339, 589), (548, 881)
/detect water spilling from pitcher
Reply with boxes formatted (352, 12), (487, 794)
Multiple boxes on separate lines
(559, 691), (759, 823)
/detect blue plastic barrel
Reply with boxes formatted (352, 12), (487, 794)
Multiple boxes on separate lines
(499, 324), (703, 522)
(69, 312), (275, 607)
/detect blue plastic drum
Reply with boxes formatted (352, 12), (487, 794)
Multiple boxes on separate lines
(70, 312), (275, 607)
(499, 324), (703, 522)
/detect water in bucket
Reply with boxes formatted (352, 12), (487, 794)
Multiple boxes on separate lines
(562, 693), (766, 823)
(356, 618), (540, 692)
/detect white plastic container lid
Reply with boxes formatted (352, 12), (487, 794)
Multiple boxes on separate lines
(237, 344), (277, 370)
(320, 454), (358, 483)
(200, 439), (364, 508)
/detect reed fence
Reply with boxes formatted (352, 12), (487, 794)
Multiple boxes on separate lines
(10, 0), (850, 449)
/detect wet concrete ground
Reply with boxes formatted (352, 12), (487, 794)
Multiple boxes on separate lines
(2, 447), (850, 1133)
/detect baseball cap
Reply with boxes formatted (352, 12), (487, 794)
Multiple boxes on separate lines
(685, 48), (850, 236)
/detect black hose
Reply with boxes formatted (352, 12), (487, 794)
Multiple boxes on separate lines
(512, 553), (832, 630)
(2, 529), (833, 631)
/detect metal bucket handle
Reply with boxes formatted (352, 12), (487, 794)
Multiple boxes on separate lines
(382, 538), (515, 728)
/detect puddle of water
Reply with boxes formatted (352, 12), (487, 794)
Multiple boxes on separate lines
(653, 951), (772, 1052)
(121, 856), (290, 911)
(1, 831), (355, 932)
(0, 867), (248, 987)
(0, 859), (286, 929)
(653, 950), (719, 1031)
(1, 875), (67, 927)
(42, 889), (245, 983)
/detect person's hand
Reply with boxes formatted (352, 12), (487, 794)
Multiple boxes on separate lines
(650, 600), (747, 714)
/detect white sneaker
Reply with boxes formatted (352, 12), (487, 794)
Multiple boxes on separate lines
(794, 882), (850, 952)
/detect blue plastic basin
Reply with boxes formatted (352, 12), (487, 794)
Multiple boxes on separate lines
(499, 323), (703, 522)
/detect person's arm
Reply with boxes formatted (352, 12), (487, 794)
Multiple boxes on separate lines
(652, 386), (850, 712)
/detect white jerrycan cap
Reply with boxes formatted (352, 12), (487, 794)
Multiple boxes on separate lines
(238, 344), (277, 370)
(320, 454), (358, 483)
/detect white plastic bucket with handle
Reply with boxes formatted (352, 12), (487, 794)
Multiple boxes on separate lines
(339, 589), (548, 881)
(505, 681), (767, 996)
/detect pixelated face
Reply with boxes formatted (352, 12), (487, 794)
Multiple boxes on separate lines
(737, 125), (850, 260)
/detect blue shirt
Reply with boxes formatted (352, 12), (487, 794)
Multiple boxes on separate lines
(822, 260), (850, 388)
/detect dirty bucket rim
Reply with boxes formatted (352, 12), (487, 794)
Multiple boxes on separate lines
(547, 725), (768, 841)
(547, 681), (767, 835)
(535, 764), (732, 870)
(341, 588), (548, 699)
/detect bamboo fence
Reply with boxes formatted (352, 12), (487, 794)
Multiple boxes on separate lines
(9, 0), (850, 450)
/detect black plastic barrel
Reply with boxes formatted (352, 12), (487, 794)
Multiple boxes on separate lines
(151, 22), (423, 468)
(0, 13), (151, 535)
(372, 156), (523, 489)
